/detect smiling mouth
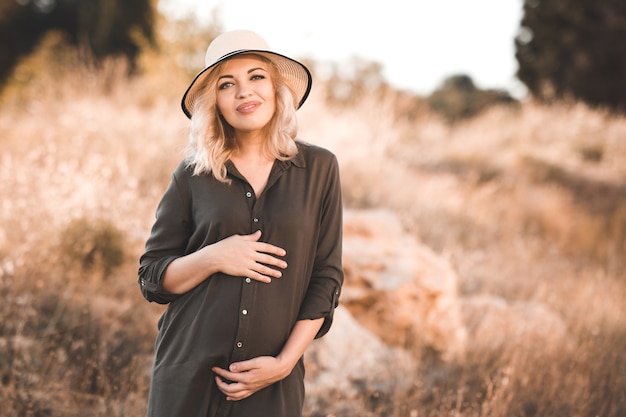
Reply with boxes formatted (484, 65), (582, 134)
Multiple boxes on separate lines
(237, 102), (260, 113)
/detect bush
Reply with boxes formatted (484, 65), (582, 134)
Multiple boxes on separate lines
(427, 74), (518, 123)
(58, 218), (125, 280)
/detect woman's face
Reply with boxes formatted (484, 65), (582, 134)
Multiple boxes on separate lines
(215, 55), (276, 135)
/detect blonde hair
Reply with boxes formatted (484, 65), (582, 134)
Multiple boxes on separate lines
(185, 55), (300, 183)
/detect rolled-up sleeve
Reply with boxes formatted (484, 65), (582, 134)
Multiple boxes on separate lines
(138, 163), (191, 304)
(297, 154), (343, 339)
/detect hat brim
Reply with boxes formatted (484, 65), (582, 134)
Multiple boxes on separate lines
(181, 50), (312, 119)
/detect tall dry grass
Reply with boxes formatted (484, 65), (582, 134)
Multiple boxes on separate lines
(1, 39), (625, 416)
(311, 90), (626, 416)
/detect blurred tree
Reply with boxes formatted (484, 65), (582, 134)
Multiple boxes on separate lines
(516, 0), (626, 111)
(323, 56), (388, 106)
(160, 11), (222, 78)
(427, 74), (517, 123)
(0, 0), (156, 88)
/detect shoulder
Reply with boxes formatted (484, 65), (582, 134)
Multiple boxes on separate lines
(171, 158), (213, 184)
(172, 158), (194, 177)
(295, 141), (338, 166)
(167, 159), (204, 197)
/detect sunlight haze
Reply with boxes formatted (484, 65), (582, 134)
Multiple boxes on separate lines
(159, 0), (525, 96)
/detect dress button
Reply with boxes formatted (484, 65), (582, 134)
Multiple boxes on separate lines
(242, 309), (248, 315)
(236, 342), (243, 348)
(245, 278), (251, 284)
(246, 192), (252, 198)
(253, 218), (259, 223)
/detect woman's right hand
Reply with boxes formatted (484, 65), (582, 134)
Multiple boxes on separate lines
(162, 230), (287, 294)
(208, 230), (287, 283)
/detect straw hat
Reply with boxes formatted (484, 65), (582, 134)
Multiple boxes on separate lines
(181, 30), (313, 118)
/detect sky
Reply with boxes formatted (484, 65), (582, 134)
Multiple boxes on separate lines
(159, 0), (526, 97)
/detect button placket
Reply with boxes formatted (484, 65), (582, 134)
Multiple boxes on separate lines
(233, 290), (251, 355)
(232, 180), (260, 360)
(250, 194), (264, 232)
(243, 185), (255, 213)
(232, 179), (256, 359)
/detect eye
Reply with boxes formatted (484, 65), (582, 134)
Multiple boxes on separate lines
(250, 74), (265, 81)
(218, 81), (234, 90)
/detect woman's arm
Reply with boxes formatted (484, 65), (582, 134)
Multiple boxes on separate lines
(212, 317), (324, 401)
(162, 230), (288, 294)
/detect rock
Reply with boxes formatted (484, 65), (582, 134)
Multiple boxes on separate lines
(304, 306), (417, 414)
(460, 294), (568, 352)
(305, 306), (416, 395)
(340, 209), (467, 361)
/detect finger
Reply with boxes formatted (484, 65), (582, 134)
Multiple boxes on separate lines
(226, 390), (253, 401)
(254, 242), (287, 257)
(230, 390), (254, 401)
(251, 264), (284, 279)
(215, 376), (240, 392)
(255, 253), (288, 269)
(240, 230), (262, 241)
(214, 375), (230, 391)
(216, 380), (247, 401)
(229, 358), (257, 373)
(245, 270), (273, 284)
(214, 376), (253, 399)
(213, 367), (239, 382)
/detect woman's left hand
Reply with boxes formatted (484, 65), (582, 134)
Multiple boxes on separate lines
(212, 356), (291, 401)
(213, 318), (323, 401)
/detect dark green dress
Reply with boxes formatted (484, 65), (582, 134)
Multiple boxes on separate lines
(138, 142), (343, 417)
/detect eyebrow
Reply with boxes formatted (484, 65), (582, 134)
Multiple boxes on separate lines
(218, 67), (267, 81)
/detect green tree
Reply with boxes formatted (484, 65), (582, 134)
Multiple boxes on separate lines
(0, 0), (156, 87)
(427, 74), (517, 123)
(516, 0), (626, 111)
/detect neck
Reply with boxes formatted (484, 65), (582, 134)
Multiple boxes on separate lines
(233, 131), (269, 160)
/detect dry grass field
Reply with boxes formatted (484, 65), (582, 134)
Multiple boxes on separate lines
(0, 36), (625, 416)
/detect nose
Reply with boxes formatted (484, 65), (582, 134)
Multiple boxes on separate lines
(236, 81), (252, 98)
